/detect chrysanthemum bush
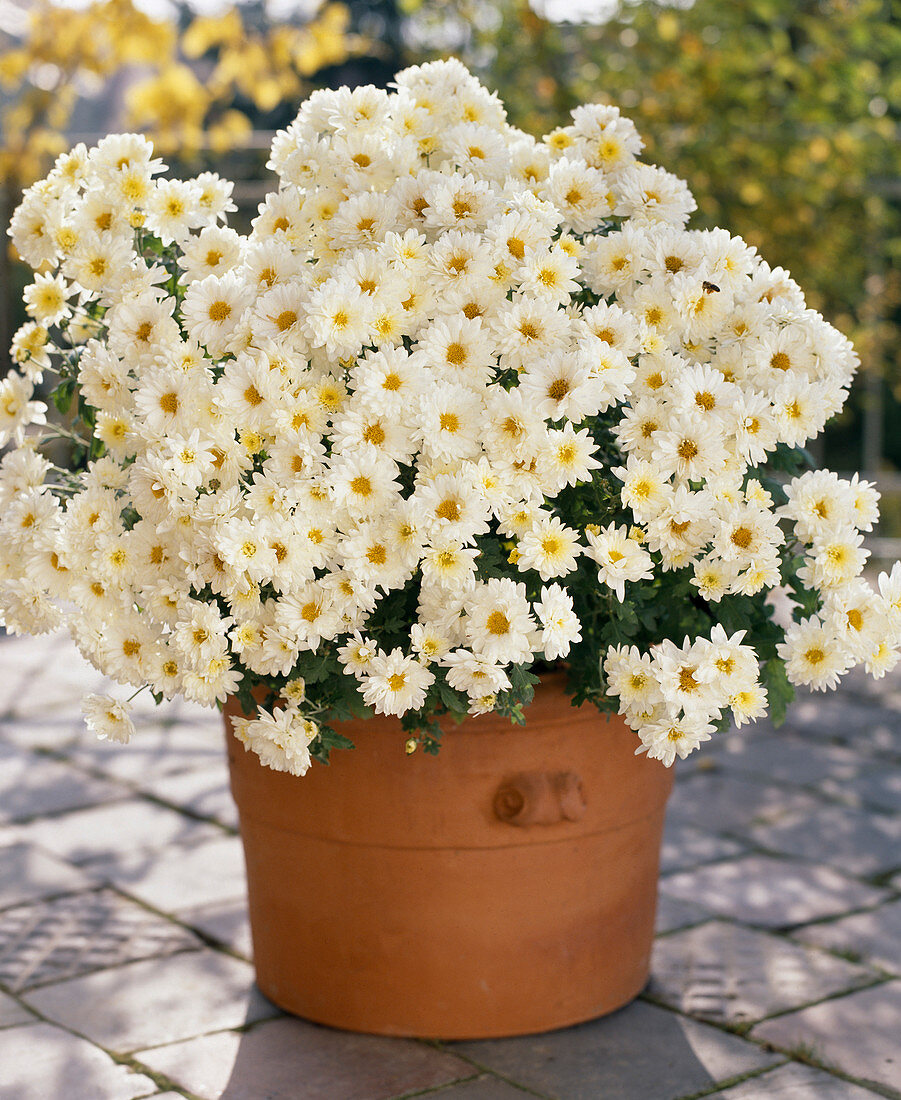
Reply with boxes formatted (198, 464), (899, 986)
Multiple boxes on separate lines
(3, 59), (899, 775)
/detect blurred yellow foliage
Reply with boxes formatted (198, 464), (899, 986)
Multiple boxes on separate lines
(0, 0), (357, 188)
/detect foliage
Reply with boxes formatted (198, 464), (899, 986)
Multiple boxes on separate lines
(0, 0), (360, 189)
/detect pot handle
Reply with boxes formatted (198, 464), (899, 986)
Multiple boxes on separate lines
(493, 772), (586, 826)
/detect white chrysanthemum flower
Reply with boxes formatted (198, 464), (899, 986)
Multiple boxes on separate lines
(10, 321), (52, 379)
(543, 157), (614, 234)
(495, 295), (570, 372)
(615, 163), (696, 228)
(877, 563), (901, 631)
(145, 178), (204, 244)
(729, 683), (769, 727)
(410, 622), (453, 664)
(604, 645), (662, 711)
(414, 471), (492, 543)
(337, 633), (380, 678)
(700, 625), (760, 692)
(232, 706), (317, 777)
(416, 381), (483, 462)
(304, 276), (372, 358)
(585, 524), (653, 602)
(0, 581), (64, 636)
(330, 446), (403, 522)
(652, 637), (721, 718)
(519, 245), (581, 305)
(614, 458), (669, 522)
(778, 617), (851, 691)
(539, 423), (602, 492)
(181, 273), (252, 357)
(651, 414), (727, 483)
(635, 714), (714, 767)
(823, 581), (887, 662)
(82, 694), (135, 744)
(178, 225), (244, 283)
(581, 225), (647, 295)
(0, 373), (47, 448)
(194, 171), (237, 222)
(442, 649), (511, 699)
(64, 232), (135, 298)
(800, 531), (869, 592)
(691, 554), (737, 603)
(464, 578), (536, 665)
(518, 353), (601, 423)
(782, 470), (856, 543)
(420, 540), (479, 591)
(362, 649), (435, 717)
(534, 584), (581, 660)
(23, 273), (72, 327)
(517, 514), (582, 581)
(864, 640), (901, 680)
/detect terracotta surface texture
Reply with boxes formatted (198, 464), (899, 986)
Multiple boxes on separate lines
(225, 675), (675, 1038)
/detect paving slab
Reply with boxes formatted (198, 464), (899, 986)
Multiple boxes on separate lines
(820, 761), (901, 814)
(451, 999), (778, 1100)
(752, 980), (901, 1094)
(0, 1021), (157, 1099)
(749, 803), (901, 877)
(0, 841), (92, 910)
(660, 818), (748, 875)
(792, 899), (901, 975)
(0, 741), (123, 824)
(396, 1078), (525, 1099)
(0, 888), (200, 992)
(85, 834), (247, 914)
(666, 772), (822, 834)
(22, 948), (279, 1053)
(705, 732), (865, 789)
(140, 767), (238, 830)
(0, 713), (84, 751)
(785, 696), (901, 760)
(648, 920), (877, 1025)
(0, 656), (110, 719)
(181, 898), (252, 958)
(63, 720), (224, 784)
(135, 1016), (475, 1100)
(709, 1060), (887, 1099)
(655, 892), (712, 935)
(661, 856), (888, 929)
(9, 797), (223, 868)
(0, 989), (36, 1028)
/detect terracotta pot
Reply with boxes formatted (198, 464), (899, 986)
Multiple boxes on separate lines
(224, 674), (674, 1039)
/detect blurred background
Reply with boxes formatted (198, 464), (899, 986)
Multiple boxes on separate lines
(1, 0), (898, 553)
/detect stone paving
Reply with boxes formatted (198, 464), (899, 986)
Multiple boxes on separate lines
(0, 630), (899, 1100)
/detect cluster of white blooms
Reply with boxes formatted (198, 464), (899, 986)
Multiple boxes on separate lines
(2, 59), (899, 774)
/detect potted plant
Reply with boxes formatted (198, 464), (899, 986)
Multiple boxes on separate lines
(2, 59), (897, 1038)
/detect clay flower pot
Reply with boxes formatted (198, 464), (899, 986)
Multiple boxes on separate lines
(224, 674), (674, 1039)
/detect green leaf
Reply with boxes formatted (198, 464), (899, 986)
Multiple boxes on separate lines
(231, 675), (258, 720)
(52, 378), (77, 415)
(761, 657), (795, 727)
(434, 676), (469, 716)
(310, 725), (356, 766)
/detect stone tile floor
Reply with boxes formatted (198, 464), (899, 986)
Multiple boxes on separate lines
(0, 629), (899, 1100)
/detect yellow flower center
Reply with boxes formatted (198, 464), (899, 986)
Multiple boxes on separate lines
(486, 610), (510, 636)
